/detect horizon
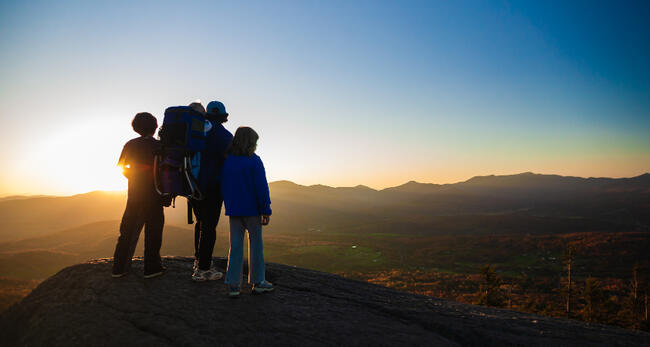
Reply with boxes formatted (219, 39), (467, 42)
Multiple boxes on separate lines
(2, 170), (648, 198)
(1, 1), (649, 196)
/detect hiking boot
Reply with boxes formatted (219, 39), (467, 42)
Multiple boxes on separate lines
(192, 268), (223, 282)
(144, 266), (167, 279)
(227, 285), (241, 298)
(252, 281), (275, 294)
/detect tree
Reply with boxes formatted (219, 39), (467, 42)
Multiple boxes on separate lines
(628, 264), (649, 329)
(632, 264), (640, 302)
(629, 264), (643, 327)
(643, 290), (648, 322)
(476, 264), (505, 307)
(642, 289), (649, 331)
(519, 272), (534, 295)
(563, 244), (577, 318)
(583, 277), (604, 323)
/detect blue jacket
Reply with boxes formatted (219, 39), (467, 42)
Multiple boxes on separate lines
(198, 123), (233, 190)
(221, 154), (272, 216)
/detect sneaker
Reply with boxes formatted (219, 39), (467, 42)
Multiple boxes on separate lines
(111, 271), (128, 278)
(192, 268), (223, 282)
(227, 285), (241, 298)
(252, 281), (275, 294)
(144, 266), (167, 279)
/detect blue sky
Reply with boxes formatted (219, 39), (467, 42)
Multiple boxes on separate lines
(0, 1), (649, 195)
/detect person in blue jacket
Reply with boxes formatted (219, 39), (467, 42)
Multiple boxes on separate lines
(221, 126), (273, 297)
(191, 101), (233, 281)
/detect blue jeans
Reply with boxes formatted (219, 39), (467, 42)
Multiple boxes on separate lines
(225, 216), (266, 286)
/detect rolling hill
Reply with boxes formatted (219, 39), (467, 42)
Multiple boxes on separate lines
(0, 172), (648, 281)
(1, 172), (648, 242)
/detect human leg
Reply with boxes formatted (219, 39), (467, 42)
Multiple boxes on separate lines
(196, 189), (223, 270)
(225, 216), (245, 286)
(143, 201), (164, 275)
(245, 216), (266, 285)
(112, 198), (145, 275)
(194, 220), (200, 260)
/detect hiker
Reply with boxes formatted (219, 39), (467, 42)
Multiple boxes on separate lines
(221, 127), (273, 297)
(191, 101), (233, 281)
(188, 101), (206, 115)
(112, 112), (166, 279)
(187, 101), (208, 267)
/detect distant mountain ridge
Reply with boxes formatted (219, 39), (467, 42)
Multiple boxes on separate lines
(3, 172), (648, 197)
(0, 172), (648, 242)
(0, 195), (51, 202)
(272, 172), (650, 196)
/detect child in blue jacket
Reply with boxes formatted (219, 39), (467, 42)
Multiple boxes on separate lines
(221, 126), (273, 297)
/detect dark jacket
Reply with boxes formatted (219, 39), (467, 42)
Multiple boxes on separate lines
(221, 154), (272, 216)
(198, 122), (233, 191)
(117, 136), (160, 198)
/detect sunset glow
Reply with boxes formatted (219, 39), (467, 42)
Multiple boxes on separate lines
(1, 1), (648, 196)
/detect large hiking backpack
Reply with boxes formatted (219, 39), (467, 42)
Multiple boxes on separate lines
(154, 106), (208, 203)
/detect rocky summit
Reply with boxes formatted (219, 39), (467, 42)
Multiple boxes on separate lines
(1, 257), (648, 347)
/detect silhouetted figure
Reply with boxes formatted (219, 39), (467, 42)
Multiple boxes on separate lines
(222, 126), (273, 297)
(188, 101), (206, 115)
(112, 113), (165, 279)
(186, 101), (208, 259)
(191, 101), (233, 281)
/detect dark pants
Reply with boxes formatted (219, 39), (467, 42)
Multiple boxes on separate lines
(112, 193), (164, 274)
(193, 187), (223, 270)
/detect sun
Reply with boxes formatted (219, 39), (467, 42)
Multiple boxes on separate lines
(19, 119), (133, 195)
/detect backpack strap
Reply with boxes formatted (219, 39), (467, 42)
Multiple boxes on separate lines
(187, 199), (194, 224)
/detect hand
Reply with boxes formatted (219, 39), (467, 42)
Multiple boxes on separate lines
(261, 215), (270, 226)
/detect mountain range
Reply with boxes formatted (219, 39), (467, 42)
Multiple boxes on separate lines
(0, 171), (647, 281)
(1, 172), (648, 242)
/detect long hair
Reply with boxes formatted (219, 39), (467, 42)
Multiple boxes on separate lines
(229, 127), (259, 157)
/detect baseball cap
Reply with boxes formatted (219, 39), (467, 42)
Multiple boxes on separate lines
(206, 101), (228, 115)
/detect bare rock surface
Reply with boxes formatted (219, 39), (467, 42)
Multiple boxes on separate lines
(1, 257), (649, 346)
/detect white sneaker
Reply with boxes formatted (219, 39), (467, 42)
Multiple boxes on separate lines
(227, 285), (241, 298)
(192, 268), (223, 282)
(252, 280), (275, 294)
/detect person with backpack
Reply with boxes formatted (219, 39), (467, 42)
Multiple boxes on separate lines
(191, 100), (233, 281)
(112, 112), (166, 279)
(186, 101), (208, 264)
(221, 127), (273, 297)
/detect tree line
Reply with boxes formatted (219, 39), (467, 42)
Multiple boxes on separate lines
(475, 243), (649, 330)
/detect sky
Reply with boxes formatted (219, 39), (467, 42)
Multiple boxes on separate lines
(1, 0), (649, 196)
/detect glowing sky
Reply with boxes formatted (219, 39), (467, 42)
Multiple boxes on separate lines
(1, 1), (649, 196)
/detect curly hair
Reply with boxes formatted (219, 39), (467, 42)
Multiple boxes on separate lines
(131, 112), (158, 136)
(229, 127), (259, 157)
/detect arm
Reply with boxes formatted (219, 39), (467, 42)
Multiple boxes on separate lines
(252, 156), (272, 220)
(117, 143), (131, 179)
